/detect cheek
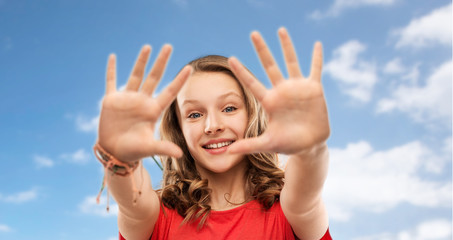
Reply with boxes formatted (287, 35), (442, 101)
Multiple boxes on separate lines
(236, 112), (249, 138)
(181, 123), (201, 148)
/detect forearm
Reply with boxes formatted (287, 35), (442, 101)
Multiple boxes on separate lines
(280, 143), (330, 239)
(108, 161), (160, 220)
(281, 143), (329, 214)
(107, 161), (160, 239)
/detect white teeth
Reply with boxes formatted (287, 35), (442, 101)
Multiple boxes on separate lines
(205, 141), (233, 149)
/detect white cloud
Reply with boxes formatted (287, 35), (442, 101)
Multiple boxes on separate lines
(74, 96), (103, 133)
(414, 219), (452, 240)
(60, 149), (91, 164)
(78, 195), (118, 217)
(443, 137), (452, 154)
(353, 219), (452, 240)
(324, 140), (451, 222)
(383, 58), (406, 75)
(33, 155), (54, 168)
(394, 4), (452, 48)
(324, 40), (378, 103)
(0, 224), (12, 232)
(376, 60), (452, 126)
(383, 58), (420, 85)
(118, 83), (127, 91)
(310, 0), (397, 19)
(400, 63), (421, 85)
(76, 115), (99, 133)
(0, 188), (38, 204)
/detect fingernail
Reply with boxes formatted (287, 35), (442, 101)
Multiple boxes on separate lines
(250, 31), (260, 40)
(143, 45), (151, 52)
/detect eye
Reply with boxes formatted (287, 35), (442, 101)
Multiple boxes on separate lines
(188, 112), (202, 119)
(223, 106), (237, 113)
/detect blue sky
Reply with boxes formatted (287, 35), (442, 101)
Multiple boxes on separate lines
(0, 0), (451, 239)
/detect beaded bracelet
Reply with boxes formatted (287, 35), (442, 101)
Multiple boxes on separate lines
(93, 143), (142, 211)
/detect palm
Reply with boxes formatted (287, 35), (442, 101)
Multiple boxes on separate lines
(99, 93), (157, 161)
(261, 78), (329, 154)
(97, 45), (191, 162)
(228, 28), (330, 155)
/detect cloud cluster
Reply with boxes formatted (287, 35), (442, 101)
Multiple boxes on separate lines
(310, 0), (397, 19)
(324, 3), (452, 129)
(324, 140), (451, 222)
(393, 3), (452, 49)
(324, 40), (377, 103)
(78, 195), (118, 218)
(0, 188), (38, 204)
(377, 60), (452, 126)
(33, 155), (54, 168)
(383, 57), (406, 75)
(0, 224), (12, 233)
(76, 115), (99, 133)
(353, 218), (452, 240)
(60, 149), (91, 165)
(33, 148), (92, 168)
(377, 3), (452, 126)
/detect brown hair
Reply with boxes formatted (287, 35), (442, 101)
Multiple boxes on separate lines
(158, 55), (284, 228)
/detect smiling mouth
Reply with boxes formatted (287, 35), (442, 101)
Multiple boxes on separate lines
(202, 141), (234, 149)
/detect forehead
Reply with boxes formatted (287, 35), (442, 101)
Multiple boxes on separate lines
(177, 71), (244, 102)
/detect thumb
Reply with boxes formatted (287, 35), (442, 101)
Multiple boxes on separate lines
(148, 140), (183, 159)
(228, 136), (270, 155)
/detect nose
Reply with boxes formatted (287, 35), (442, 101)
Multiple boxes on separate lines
(204, 112), (224, 135)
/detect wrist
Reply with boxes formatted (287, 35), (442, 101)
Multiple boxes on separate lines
(94, 142), (143, 212)
(94, 142), (140, 176)
(293, 142), (328, 161)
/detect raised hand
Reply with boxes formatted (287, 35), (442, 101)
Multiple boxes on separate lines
(228, 28), (330, 156)
(98, 45), (192, 162)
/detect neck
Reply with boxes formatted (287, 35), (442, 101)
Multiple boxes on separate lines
(198, 159), (249, 211)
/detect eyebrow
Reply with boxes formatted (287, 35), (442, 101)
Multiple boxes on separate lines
(181, 91), (243, 107)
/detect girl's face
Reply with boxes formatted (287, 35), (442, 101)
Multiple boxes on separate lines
(176, 72), (248, 175)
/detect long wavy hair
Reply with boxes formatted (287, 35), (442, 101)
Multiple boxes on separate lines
(158, 55), (284, 228)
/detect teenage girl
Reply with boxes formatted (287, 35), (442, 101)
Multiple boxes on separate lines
(95, 27), (332, 239)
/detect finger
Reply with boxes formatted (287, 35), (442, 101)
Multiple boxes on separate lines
(228, 57), (267, 102)
(227, 137), (270, 155)
(126, 45), (151, 91)
(106, 54), (117, 94)
(278, 27), (303, 79)
(155, 65), (192, 111)
(309, 42), (323, 82)
(149, 140), (183, 159)
(251, 31), (285, 86)
(142, 44), (172, 95)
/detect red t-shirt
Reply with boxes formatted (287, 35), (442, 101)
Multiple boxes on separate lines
(120, 200), (332, 240)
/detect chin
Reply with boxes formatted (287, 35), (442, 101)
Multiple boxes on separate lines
(196, 154), (246, 175)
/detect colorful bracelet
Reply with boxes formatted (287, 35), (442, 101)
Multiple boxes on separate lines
(93, 143), (140, 176)
(93, 143), (142, 212)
